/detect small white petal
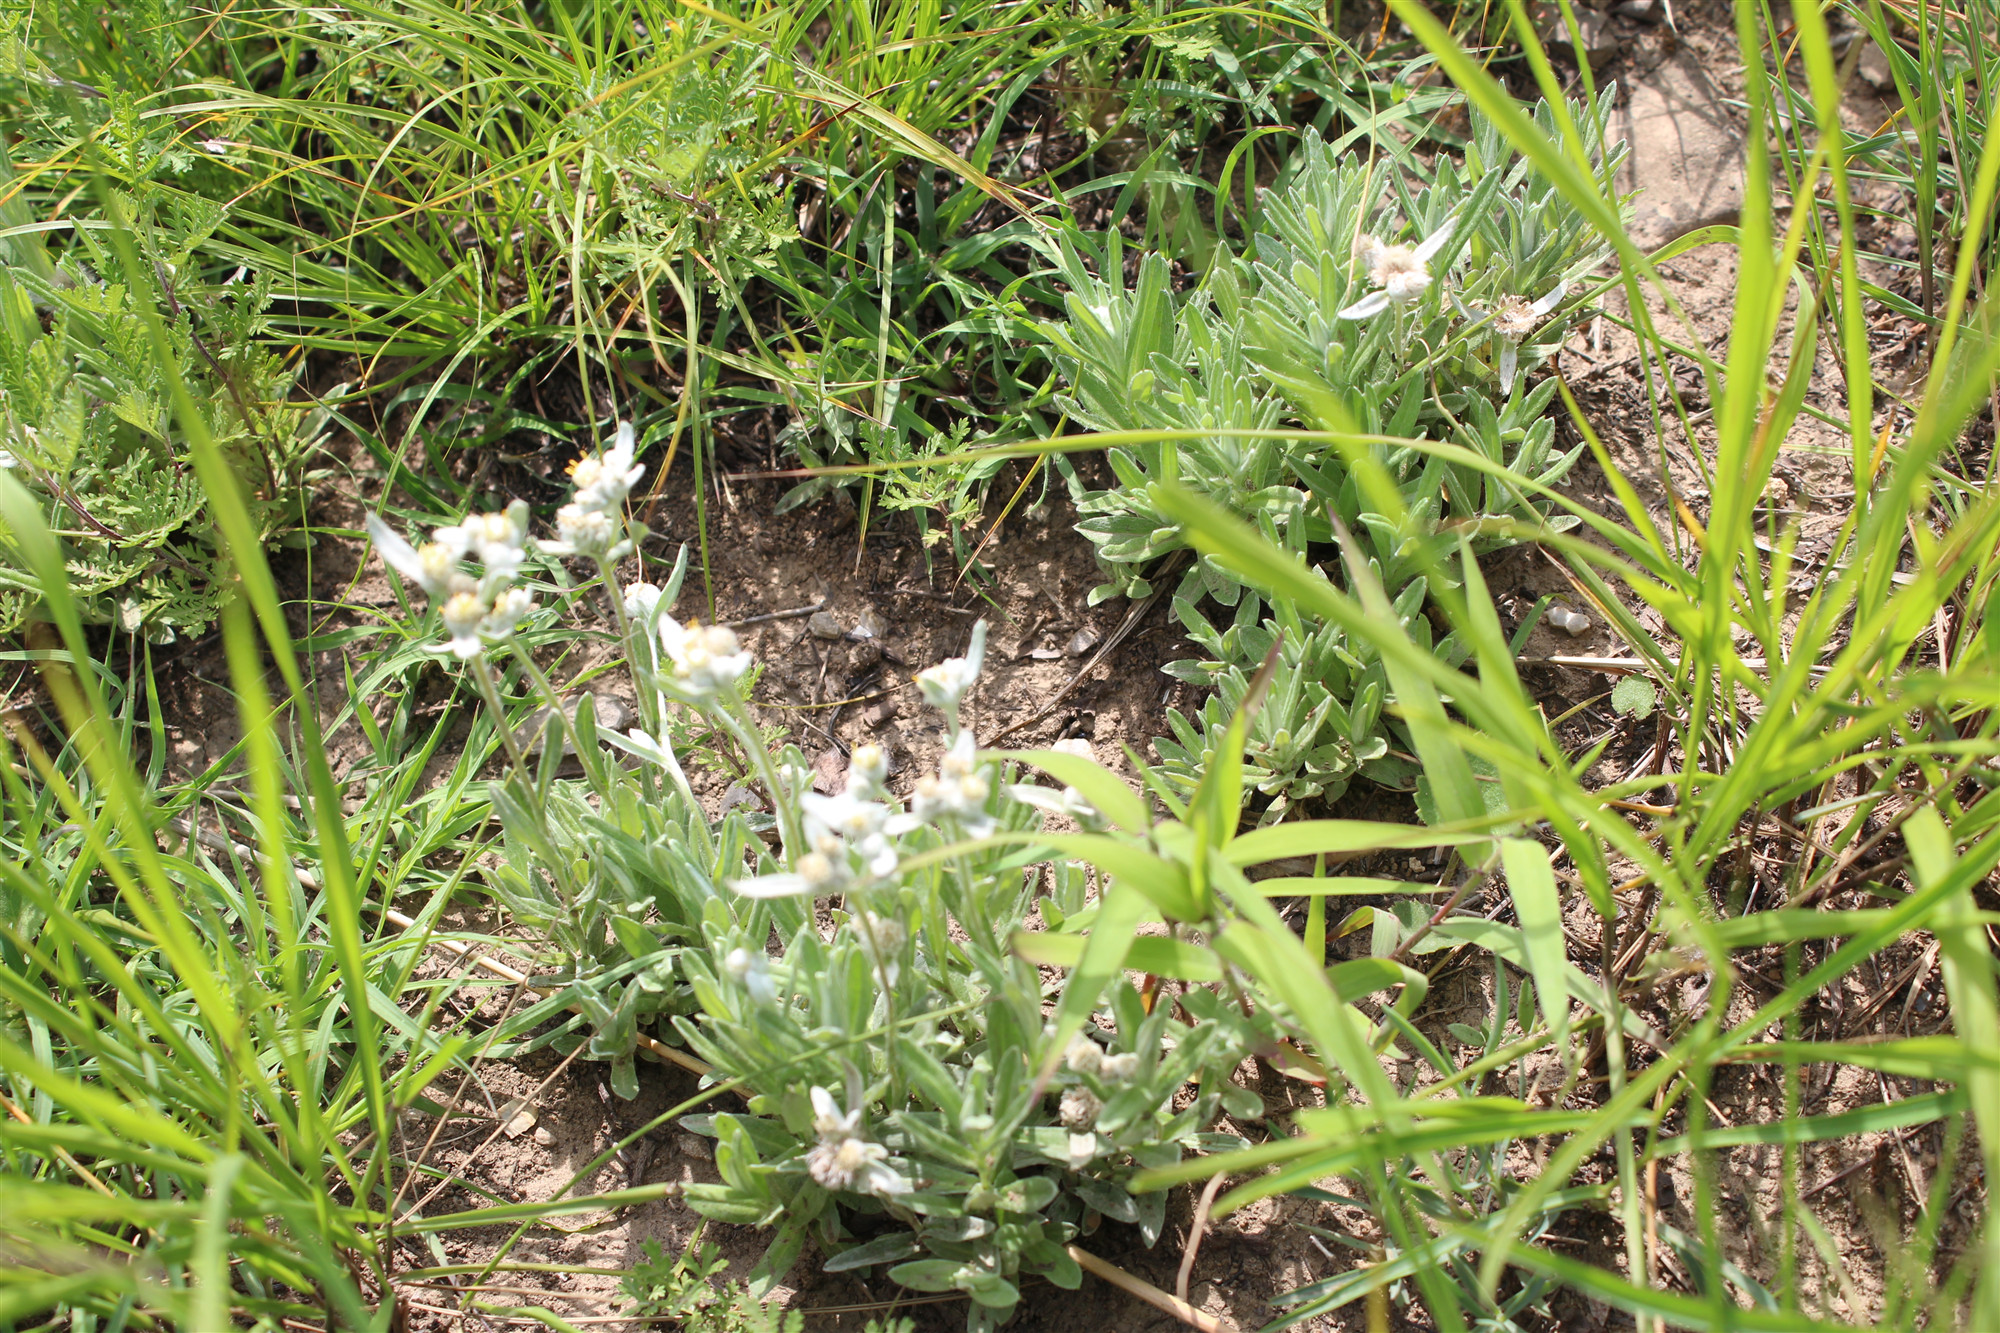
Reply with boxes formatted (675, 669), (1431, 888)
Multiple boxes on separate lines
(1412, 215), (1460, 264)
(367, 513), (431, 591)
(728, 872), (817, 899)
(1336, 291), (1392, 321)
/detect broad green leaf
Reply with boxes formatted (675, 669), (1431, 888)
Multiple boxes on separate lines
(1010, 930), (1221, 982)
(1034, 880), (1150, 1091)
(1501, 839), (1570, 1043)
(998, 749), (1152, 835)
(1035, 834), (1201, 922)
(1226, 816), (1505, 868)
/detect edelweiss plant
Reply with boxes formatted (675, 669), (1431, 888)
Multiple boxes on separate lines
(1043, 92), (1624, 816)
(367, 430), (1261, 1327)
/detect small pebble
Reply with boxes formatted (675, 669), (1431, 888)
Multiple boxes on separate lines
(532, 1126), (556, 1147)
(1066, 627), (1101, 658)
(864, 700), (899, 728)
(807, 609), (846, 641)
(854, 606), (887, 639)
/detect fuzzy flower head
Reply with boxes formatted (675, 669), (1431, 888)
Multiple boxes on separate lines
(368, 513), (456, 600)
(911, 731), (994, 836)
(541, 503), (627, 561)
(367, 509), (537, 659)
(654, 617), (752, 699)
(849, 910), (906, 986)
(1338, 217), (1458, 321)
(440, 590), (488, 659)
(847, 742), (889, 798)
(730, 833), (853, 900)
(1059, 1086), (1103, 1130)
(569, 421), (646, 514)
(414, 542), (463, 596)
(804, 1087), (910, 1196)
(481, 586), (535, 641)
(1063, 1037), (1105, 1077)
(724, 947), (777, 1007)
(1489, 283), (1567, 395)
(432, 501), (529, 591)
(802, 787), (915, 880)
(915, 620), (987, 728)
(434, 585), (536, 659)
(1098, 1051), (1140, 1082)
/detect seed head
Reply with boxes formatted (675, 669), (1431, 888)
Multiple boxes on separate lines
(1059, 1087), (1103, 1129)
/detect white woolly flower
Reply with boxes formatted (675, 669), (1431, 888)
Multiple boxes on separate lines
(368, 510), (535, 659)
(917, 657), (979, 713)
(804, 1087), (910, 1196)
(911, 731), (993, 835)
(846, 742), (890, 798)
(1098, 1052), (1140, 1082)
(849, 910), (906, 985)
(1338, 217), (1458, 321)
(624, 581), (663, 627)
(440, 591), (488, 659)
(724, 947), (777, 1006)
(730, 834), (853, 900)
(1490, 283), (1567, 394)
(431, 502), (526, 575)
(468, 502), (530, 587)
(802, 789), (917, 879)
(661, 619), (752, 696)
(915, 621), (987, 718)
(803, 788), (890, 843)
(569, 421), (646, 513)
(1063, 1037), (1104, 1077)
(480, 586), (535, 642)
(415, 542), (463, 595)
(1059, 1086), (1103, 1129)
(540, 503), (621, 559)
(368, 513), (459, 599)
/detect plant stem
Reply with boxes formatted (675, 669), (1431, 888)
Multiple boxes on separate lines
(469, 652), (530, 778)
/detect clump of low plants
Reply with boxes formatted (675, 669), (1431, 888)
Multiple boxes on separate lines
(1042, 91), (1624, 816)
(365, 426), (1263, 1328)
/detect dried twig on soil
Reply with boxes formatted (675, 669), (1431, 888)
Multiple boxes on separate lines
(1176, 1172), (1230, 1305)
(1070, 1245), (1235, 1333)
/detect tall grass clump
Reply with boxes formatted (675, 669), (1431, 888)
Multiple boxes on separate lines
(0, 236), (695, 1327)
